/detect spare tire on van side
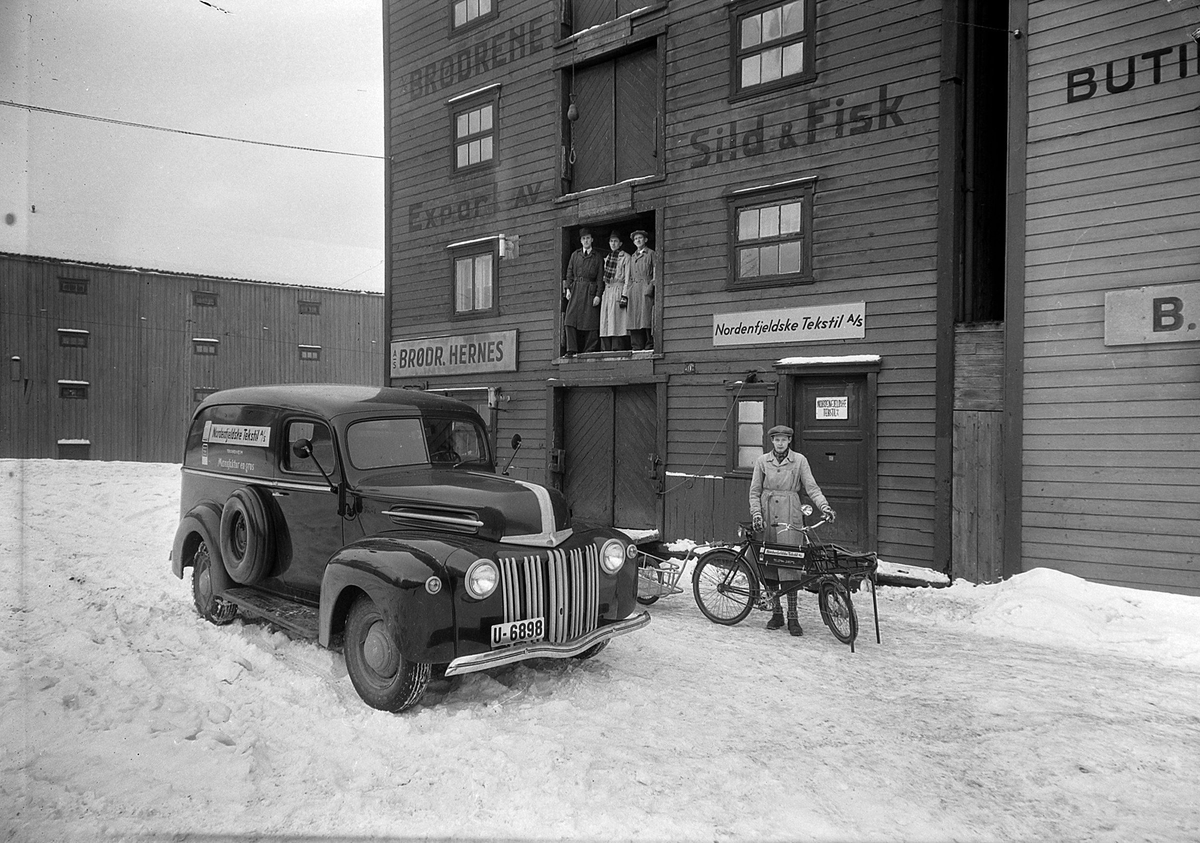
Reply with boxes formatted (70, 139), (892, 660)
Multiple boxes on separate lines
(219, 486), (275, 585)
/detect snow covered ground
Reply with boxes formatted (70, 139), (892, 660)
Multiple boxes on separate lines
(2, 459), (1199, 842)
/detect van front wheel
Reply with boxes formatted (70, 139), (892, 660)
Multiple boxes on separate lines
(343, 595), (430, 712)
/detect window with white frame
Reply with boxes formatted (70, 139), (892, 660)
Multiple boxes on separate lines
(451, 90), (498, 172)
(449, 239), (497, 316)
(451, 0), (495, 30)
(727, 382), (776, 474)
(729, 180), (814, 289)
(731, 0), (815, 98)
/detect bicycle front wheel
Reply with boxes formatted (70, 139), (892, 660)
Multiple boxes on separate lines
(818, 579), (858, 644)
(692, 549), (759, 625)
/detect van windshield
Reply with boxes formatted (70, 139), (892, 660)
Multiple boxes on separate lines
(422, 417), (489, 467)
(345, 416), (489, 470)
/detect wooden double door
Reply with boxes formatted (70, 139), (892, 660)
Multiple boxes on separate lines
(561, 384), (659, 530)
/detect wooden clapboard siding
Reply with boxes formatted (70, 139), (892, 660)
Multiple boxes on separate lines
(1020, 0), (1200, 593)
(661, 0), (942, 569)
(0, 253), (382, 463)
(385, 0), (566, 471)
(952, 324), (1004, 582)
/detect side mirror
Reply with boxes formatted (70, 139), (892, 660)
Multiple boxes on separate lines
(292, 439), (313, 459)
(502, 434), (523, 476)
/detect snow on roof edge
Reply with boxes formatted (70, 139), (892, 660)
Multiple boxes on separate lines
(775, 354), (882, 365)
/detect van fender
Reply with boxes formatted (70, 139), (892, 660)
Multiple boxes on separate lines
(171, 503), (232, 597)
(319, 539), (456, 665)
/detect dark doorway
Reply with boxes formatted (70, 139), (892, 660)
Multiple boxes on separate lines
(961, 0), (1008, 323)
(791, 375), (871, 551)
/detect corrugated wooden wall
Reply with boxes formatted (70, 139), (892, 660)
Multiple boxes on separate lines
(1, 254), (383, 463)
(1022, 1), (1200, 594)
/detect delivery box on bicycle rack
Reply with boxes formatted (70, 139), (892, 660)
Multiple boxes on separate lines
(757, 542), (817, 582)
(757, 542), (878, 584)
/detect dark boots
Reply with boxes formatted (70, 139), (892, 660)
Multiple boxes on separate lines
(767, 595), (802, 636)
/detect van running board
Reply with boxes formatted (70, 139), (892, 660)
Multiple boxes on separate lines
(221, 587), (320, 640)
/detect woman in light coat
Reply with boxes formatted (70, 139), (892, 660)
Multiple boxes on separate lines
(599, 231), (631, 351)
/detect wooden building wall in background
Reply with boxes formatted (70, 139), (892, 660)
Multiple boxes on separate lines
(1, 253), (384, 463)
(1019, 0), (1199, 594)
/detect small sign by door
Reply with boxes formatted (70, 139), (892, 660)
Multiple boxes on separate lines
(815, 396), (848, 420)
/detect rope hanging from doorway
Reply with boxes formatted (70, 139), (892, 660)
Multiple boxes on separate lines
(658, 376), (749, 498)
(567, 58), (578, 165)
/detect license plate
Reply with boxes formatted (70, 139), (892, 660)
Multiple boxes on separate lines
(490, 617), (545, 648)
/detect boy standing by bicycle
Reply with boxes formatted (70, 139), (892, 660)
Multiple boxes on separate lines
(749, 425), (836, 636)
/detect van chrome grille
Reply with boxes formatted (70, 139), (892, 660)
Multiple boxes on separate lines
(498, 545), (599, 643)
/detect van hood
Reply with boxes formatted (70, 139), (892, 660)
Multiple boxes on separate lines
(354, 469), (573, 547)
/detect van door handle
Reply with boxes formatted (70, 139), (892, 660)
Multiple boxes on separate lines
(271, 491), (290, 497)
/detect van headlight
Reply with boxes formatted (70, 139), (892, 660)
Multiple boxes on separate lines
(465, 559), (499, 599)
(600, 540), (627, 575)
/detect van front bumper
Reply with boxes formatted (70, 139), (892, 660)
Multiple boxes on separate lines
(444, 611), (650, 677)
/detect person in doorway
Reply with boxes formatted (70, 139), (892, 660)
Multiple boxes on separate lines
(748, 424), (836, 636)
(599, 231), (631, 351)
(563, 228), (604, 355)
(625, 229), (657, 350)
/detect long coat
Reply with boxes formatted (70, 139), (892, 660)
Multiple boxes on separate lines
(599, 250), (630, 338)
(625, 247), (657, 330)
(748, 449), (830, 546)
(563, 248), (604, 331)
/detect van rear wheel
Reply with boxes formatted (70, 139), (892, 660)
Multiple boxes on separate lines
(343, 595), (431, 712)
(192, 540), (237, 625)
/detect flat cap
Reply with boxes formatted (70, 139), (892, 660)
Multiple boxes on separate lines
(767, 425), (794, 437)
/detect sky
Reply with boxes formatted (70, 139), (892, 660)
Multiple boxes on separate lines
(0, 0), (385, 292)
(4, 458), (1200, 841)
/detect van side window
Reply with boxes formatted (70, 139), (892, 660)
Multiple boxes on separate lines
(283, 419), (337, 475)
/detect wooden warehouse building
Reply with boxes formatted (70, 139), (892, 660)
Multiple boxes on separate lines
(383, 0), (1199, 594)
(1, 252), (384, 464)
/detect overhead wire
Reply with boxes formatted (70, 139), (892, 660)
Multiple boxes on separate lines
(0, 99), (384, 160)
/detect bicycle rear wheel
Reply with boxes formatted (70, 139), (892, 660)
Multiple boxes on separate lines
(692, 549), (758, 625)
(818, 579), (858, 644)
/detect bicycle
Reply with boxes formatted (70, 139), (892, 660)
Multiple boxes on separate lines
(691, 512), (881, 650)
